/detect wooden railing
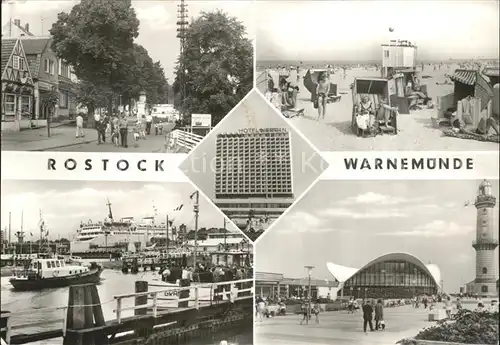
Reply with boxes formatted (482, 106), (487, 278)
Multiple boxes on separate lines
(170, 129), (203, 151)
(0, 278), (253, 344)
(113, 278), (254, 323)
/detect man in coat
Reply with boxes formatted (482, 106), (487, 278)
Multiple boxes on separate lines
(375, 299), (385, 330)
(362, 299), (375, 333)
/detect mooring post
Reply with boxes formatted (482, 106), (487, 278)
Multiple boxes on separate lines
(135, 281), (149, 316)
(178, 278), (190, 308)
(64, 285), (86, 345)
(0, 311), (11, 344)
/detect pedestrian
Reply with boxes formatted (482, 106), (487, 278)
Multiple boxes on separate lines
(299, 302), (309, 325)
(348, 297), (355, 313)
(119, 115), (128, 148)
(445, 296), (453, 319)
(362, 300), (374, 333)
(75, 113), (85, 138)
(146, 111), (153, 135)
(312, 301), (320, 324)
(375, 299), (385, 330)
(315, 71), (330, 120)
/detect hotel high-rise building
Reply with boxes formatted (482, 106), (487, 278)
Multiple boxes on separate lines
(214, 128), (294, 229)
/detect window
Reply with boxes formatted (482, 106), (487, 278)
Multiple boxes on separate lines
(56, 261), (61, 268)
(384, 50), (390, 58)
(20, 95), (31, 115)
(12, 56), (20, 69)
(4, 94), (16, 114)
(44, 58), (55, 74)
(59, 90), (68, 109)
(483, 267), (488, 274)
(481, 285), (488, 293)
(60, 62), (70, 78)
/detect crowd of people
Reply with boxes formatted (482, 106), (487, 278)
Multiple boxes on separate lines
(75, 110), (170, 148)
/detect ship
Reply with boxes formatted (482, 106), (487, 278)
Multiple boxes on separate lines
(9, 257), (102, 291)
(70, 200), (175, 258)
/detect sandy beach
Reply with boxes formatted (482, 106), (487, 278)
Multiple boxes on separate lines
(256, 65), (499, 151)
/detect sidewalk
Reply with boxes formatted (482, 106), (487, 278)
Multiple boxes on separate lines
(1, 121), (176, 152)
(1, 125), (97, 151)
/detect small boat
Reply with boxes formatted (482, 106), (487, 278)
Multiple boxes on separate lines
(9, 257), (103, 291)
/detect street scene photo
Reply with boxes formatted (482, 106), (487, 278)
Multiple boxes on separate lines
(255, 179), (499, 345)
(1, 180), (254, 345)
(255, 1), (500, 151)
(1, 0), (254, 153)
(180, 90), (328, 242)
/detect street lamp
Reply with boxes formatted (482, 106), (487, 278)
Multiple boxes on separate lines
(305, 266), (314, 323)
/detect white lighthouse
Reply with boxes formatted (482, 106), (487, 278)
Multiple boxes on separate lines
(472, 179), (499, 297)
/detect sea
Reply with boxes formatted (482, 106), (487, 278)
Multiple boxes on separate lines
(0, 269), (253, 345)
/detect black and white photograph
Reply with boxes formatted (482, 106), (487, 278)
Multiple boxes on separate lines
(255, 179), (499, 345)
(1, 0), (254, 153)
(1, 180), (254, 345)
(180, 90), (328, 242)
(255, 1), (499, 151)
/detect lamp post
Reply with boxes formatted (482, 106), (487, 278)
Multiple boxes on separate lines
(305, 266), (314, 323)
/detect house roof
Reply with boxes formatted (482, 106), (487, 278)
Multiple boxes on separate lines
(20, 37), (50, 55)
(1, 38), (17, 76)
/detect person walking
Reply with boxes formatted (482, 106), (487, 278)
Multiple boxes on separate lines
(362, 300), (374, 333)
(75, 114), (85, 138)
(299, 302), (309, 325)
(312, 301), (320, 324)
(444, 296), (453, 319)
(315, 71), (330, 120)
(375, 299), (385, 330)
(119, 115), (128, 148)
(146, 111), (153, 135)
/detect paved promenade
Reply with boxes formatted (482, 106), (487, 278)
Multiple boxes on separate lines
(1, 120), (176, 152)
(255, 305), (433, 345)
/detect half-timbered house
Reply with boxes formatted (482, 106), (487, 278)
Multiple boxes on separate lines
(1, 38), (34, 132)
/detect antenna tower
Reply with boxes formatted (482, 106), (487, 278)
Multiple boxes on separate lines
(177, 0), (189, 122)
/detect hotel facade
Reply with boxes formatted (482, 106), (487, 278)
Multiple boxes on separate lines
(214, 128), (294, 230)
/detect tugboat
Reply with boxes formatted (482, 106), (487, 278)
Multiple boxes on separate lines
(9, 257), (103, 291)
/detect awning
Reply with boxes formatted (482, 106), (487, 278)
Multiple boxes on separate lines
(451, 69), (476, 86)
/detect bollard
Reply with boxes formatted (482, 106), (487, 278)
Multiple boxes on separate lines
(64, 284), (108, 345)
(135, 281), (149, 316)
(178, 279), (190, 308)
(0, 311), (10, 343)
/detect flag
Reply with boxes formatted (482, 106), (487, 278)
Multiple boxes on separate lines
(168, 220), (173, 226)
(45, 231), (49, 237)
(174, 204), (183, 211)
(30, 232), (33, 237)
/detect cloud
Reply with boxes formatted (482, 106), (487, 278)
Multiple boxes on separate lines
(377, 220), (473, 238)
(277, 211), (345, 234)
(135, 4), (173, 30)
(340, 192), (411, 206)
(320, 208), (408, 219)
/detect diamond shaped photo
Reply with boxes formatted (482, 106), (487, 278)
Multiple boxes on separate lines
(180, 90), (328, 241)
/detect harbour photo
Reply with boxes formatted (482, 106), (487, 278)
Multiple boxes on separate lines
(255, 1), (499, 151)
(179, 90), (328, 241)
(255, 179), (499, 345)
(1, 180), (254, 345)
(1, 0), (254, 153)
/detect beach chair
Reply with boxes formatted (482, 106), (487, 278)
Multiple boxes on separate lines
(351, 77), (398, 136)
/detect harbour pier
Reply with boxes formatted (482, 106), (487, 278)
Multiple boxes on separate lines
(1, 278), (254, 345)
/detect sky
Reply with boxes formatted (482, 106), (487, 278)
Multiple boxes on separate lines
(1, 0), (255, 80)
(256, 179), (500, 293)
(256, 0), (499, 62)
(179, 90), (327, 200)
(1, 180), (241, 241)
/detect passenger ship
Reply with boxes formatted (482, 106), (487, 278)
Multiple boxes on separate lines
(70, 200), (172, 255)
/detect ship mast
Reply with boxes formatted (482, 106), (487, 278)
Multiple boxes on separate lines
(192, 191), (199, 269)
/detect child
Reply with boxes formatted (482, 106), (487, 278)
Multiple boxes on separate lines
(315, 71), (330, 120)
(132, 121), (141, 147)
(312, 302), (320, 324)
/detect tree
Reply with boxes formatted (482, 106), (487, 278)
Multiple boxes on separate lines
(174, 10), (253, 126)
(50, 0), (139, 117)
(42, 88), (59, 137)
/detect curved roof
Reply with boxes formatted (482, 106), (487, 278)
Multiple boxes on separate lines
(326, 252), (441, 288)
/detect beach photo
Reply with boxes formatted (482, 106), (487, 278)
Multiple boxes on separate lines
(255, 1), (499, 151)
(1, 180), (254, 345)
(255, 179), (499, 345)
(1, 0), (254, 153)
(180, 90), (327, 242)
